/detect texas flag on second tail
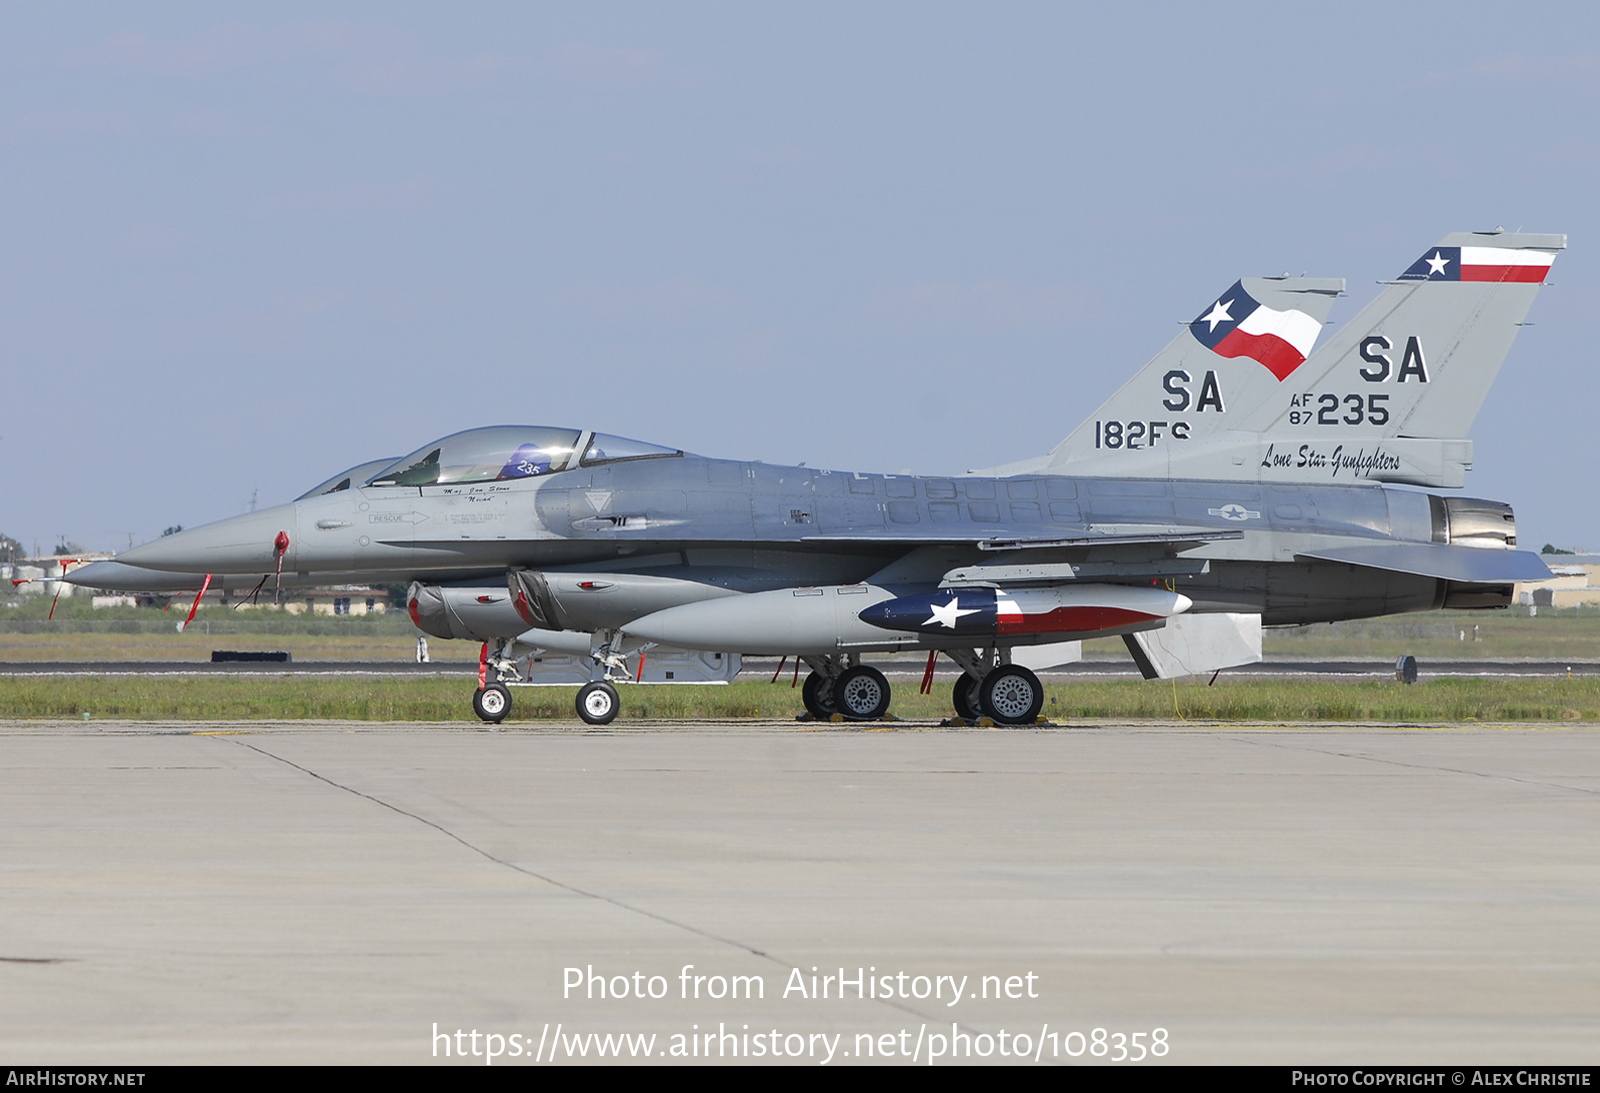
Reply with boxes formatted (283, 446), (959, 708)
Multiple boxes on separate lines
(1188, 281), (1322, 382)
(1397, 246), (1555, 283)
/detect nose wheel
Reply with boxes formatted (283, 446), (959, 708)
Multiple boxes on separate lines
(473, 682), (511, 723)
(577, 681), (621, 725)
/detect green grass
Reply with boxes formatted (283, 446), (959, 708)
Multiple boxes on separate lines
(4, 596), (1599, 723)
(0, 594), (417, 631)
(2, 675), (1597, 723)
(0, 596), (429, 661)
(8, 599), (1600, 662)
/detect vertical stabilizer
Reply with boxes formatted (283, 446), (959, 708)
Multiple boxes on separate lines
(1017, 231), (1563, 488)
(1041, 276), (1344, 467)
(1238, 231), (1564, 441)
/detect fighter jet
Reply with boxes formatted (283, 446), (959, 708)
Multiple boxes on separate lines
(94, 230), (1561, 726)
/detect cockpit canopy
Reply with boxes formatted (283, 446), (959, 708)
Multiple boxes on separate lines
(295, 457), (402, 501)
(365, 426), (681, 487)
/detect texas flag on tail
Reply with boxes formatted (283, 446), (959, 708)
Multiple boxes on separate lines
(1188, 281), (1321, 382)
(1397, 246), (1554, 284)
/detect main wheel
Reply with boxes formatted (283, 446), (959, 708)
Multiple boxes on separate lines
(979, 665), (1044, 725)
(576, 681), (620, 725)
(473, 682), (511, 723)
(833, 665), (891, 721)
(801, 671), (837, 720)
(952, 673), (981, 720)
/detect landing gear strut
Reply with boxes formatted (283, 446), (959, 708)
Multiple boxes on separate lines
(473, 638), (519, 724)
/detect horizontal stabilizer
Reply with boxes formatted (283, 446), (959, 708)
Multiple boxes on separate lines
(1295, 544), (1551, 582)
(1124, 612), (1263, 680)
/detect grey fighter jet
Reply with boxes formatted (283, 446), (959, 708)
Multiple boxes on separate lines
(97, 230), (1561, 726)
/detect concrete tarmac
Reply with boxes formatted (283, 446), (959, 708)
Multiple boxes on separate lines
(2, 719), (1597, 1065)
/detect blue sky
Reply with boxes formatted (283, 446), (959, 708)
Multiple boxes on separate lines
(5, 3), (1597, 553)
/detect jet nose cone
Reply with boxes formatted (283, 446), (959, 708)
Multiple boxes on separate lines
(58, 560), (119, 589)
(856, 600), (895, 628)
(118, 505), (297, 575)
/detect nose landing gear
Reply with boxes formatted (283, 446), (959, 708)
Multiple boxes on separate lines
(577, 681), (621, 725)
(473, 682), (511, 723)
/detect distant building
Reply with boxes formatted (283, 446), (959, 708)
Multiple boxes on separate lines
(193, 586), (389, 616)
(5, 554), (114, 599)
(241, 589), (389, 617)
(5, 557), (390, 614)
(1514, 558), (1600, 608)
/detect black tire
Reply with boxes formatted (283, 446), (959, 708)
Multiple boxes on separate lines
(801, 671), (837, 720)
(952, 673), (981, 720)
(833, 666), (891, 721)
(576, 681), (620, 725)
(979, 665), (1044, 725)
(473, 682), (511, 723)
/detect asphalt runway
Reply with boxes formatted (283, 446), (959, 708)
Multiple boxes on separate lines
(2, 719), (1597, 1065)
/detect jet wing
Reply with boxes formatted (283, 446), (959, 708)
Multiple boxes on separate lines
(1294, 544), (1551, 583)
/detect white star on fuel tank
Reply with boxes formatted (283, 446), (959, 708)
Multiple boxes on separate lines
(1199, 298), (1234, 332)
(924, 596), (981, 629)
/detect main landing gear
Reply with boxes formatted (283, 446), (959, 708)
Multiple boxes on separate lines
(800, 656), (892, 721)
(952, 673), (981, 720)
(800, 669), (837, 720)
(945, 649), (1045, 726)
(799, 650), (1044, 725)
(978, 665), (1046, 725)
(835, 665), (892, 720)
